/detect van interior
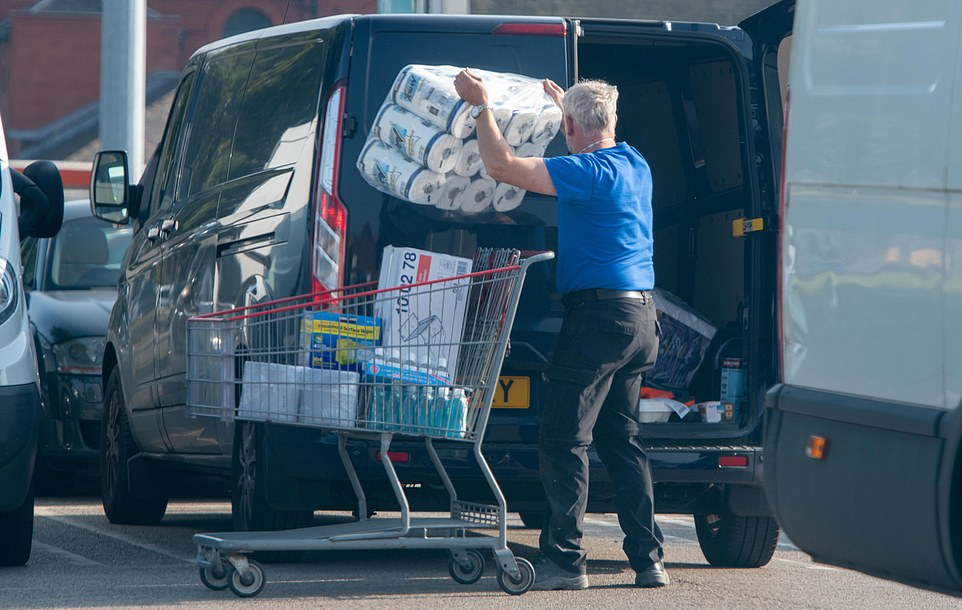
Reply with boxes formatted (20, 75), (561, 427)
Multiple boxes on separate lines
(578, 36), (752, 422)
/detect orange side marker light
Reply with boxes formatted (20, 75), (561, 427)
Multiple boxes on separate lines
(806, 435), (828, 460)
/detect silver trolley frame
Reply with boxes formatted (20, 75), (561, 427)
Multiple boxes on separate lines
(186, 249), (553, 597)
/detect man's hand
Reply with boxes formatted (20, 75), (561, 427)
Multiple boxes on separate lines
(543, 79), (565, 110)
(454, 69), (489, 106)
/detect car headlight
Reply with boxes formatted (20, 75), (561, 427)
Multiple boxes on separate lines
(51, 337), (107, 374)
(0, 257), (18, 326)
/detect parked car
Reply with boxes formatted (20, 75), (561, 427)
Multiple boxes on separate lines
(20, 200), (132, 491)
(90, 4), (792, 568)
(0, 110), (65, 566)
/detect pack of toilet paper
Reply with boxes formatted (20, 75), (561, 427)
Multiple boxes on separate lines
(357, 64), (563, 214)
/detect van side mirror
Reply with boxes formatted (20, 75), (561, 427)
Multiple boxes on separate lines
(12, 160), (64, 239)
(90, 150), (130, 224)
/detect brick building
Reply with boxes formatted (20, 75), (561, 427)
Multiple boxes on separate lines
(0, 0), (375, 158)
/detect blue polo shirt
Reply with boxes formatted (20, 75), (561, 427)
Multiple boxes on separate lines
(543, 142), (655, 295)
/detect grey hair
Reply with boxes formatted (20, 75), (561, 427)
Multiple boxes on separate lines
(562, 79), (619, 133)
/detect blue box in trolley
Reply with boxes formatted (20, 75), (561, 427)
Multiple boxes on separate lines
(300, 311), (382, 370)
(187, 248), (554, 597)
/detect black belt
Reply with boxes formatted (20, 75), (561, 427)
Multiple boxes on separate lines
(564, 288), (651, 304)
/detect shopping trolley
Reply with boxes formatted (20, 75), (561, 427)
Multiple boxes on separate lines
(186, 248), (553, 597)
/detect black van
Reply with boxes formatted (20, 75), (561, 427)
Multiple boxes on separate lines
(91, 3), (793, 567)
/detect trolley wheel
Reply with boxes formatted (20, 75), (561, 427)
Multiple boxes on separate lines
(449, 549), (485, 584)
(228, 559), (265, 598)
(198, 560), (230, 591)
(497, 557), (535, 595)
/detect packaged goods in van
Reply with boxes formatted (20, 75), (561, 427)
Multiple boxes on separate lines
(648, 289), (717, 393)
(719, 357), (746, 422)
(358, 140), (445, 205)
(371, 103), (464, 174)
(375, 246), (473, 373)
(300, 312), (381, 370)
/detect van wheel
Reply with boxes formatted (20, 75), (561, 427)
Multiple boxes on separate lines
(232, 421), (313, 558)
(0, 476), (34, 566)
(100, 368), (168, 525)
(694, 509), (779, 568)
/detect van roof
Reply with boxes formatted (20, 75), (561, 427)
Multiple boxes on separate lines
(191, 13), (571, 59)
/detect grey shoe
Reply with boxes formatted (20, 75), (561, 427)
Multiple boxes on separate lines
(532, 558), (589, 590)
(634, 561), (670, 588)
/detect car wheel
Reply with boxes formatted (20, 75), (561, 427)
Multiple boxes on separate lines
(232, 420), (313, 534)
(694, 509), (779, 568)
(0, 475), (34, 566)
(100, 367), (168, 525)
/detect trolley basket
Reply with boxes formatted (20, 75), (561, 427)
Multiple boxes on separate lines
(188, 248), (553, 597)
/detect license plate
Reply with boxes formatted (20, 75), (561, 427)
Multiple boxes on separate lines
(492, 376), (530, 409)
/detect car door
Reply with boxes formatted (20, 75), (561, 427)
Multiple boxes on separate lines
(156, 46), (255, 454)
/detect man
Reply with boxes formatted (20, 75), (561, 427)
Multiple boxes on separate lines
(454, 69), (667, 590)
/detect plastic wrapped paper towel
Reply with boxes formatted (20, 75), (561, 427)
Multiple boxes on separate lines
(372, 104), (463, 174)
(358, 140), (444, 206)
(392, 64), (476, 139)
(358, 63), (564, 214)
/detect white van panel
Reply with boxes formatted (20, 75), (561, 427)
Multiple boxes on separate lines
(944, 193), (962, 406)
(788, 0), (962, 191)
(782, 184), (945, 407)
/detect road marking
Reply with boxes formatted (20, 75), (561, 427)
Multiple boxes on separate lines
(36, 514), (194, 565)
(32, 541), (104, 567)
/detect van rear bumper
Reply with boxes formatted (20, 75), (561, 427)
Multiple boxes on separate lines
(266, 425), (765, 512)
(0, 383), (40, 511)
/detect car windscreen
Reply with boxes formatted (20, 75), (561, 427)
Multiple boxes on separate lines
(46, 216), (133, 290)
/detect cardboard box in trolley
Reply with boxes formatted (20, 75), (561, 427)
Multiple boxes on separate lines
(375, 246), (473, 373)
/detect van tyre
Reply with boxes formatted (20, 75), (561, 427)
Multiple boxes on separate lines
(232, 421), (313, 561)
(0, 476), (34, 566)
(694, 509), (779, 568)
(100, 368), (168, 525)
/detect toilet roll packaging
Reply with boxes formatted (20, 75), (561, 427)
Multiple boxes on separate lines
(358, 64), (562, 214)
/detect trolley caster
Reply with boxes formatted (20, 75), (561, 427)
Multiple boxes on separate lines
(497, 556), (535, 595)
(198, 560), (230, 591)
(448, 549), (485, 584)
(227, 557), (266, 598)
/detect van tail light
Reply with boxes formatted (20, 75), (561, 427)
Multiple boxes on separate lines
(776, 88), (790, 382)
(313, 83), (348, 295)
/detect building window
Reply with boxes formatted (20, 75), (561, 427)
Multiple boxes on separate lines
(223, 8), (272, 38)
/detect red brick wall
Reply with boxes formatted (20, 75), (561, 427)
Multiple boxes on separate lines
(2, 0), (376, 155)
(8, 11), (181, 131)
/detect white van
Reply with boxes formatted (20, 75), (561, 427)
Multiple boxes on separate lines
(0, 112), (64, 566)
(764, 0), (962, 595)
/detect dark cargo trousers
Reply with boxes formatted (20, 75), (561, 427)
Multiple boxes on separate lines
(539, 292), (664, 574)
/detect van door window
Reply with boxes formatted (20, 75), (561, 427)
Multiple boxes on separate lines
(178, 49), (255, 200)
(230, 41), (326, 180)
(148, 71), (196, 217)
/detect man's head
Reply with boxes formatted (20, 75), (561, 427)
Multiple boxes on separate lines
(562, 79), (619, 137)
